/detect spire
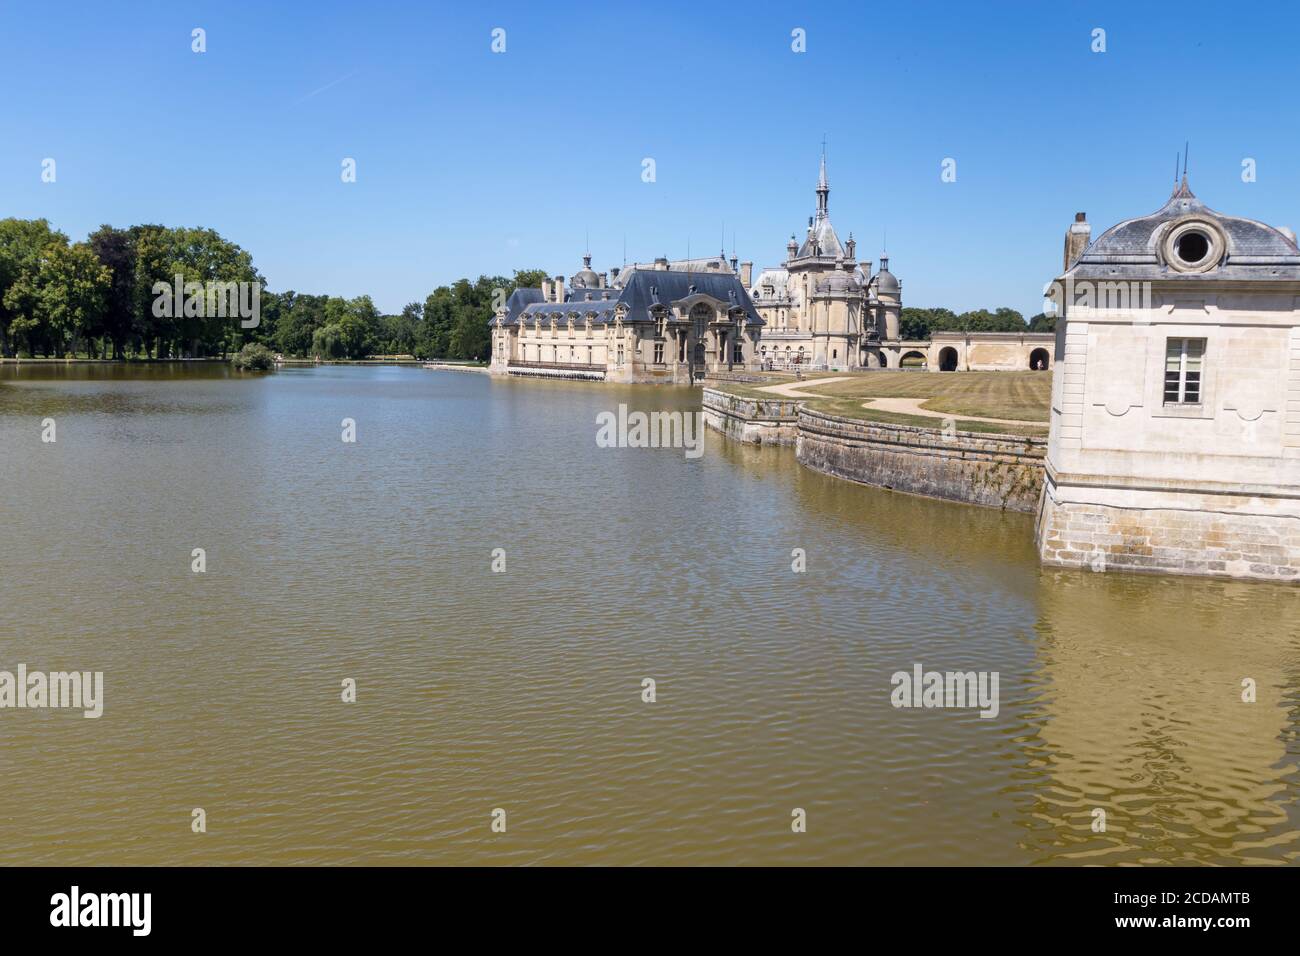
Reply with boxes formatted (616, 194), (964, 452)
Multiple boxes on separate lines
(816, 142), (829, 218)
(1170, 145), (1194, 199)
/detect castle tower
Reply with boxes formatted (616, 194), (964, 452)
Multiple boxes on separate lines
(875, 255), (901, 340)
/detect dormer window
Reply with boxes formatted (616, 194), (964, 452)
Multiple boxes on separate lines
(1163, 219), (1225, 273)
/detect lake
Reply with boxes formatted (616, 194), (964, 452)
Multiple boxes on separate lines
(1, 363), (1298, 865)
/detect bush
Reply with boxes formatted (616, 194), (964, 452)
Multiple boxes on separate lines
(232, 342), (276, 371)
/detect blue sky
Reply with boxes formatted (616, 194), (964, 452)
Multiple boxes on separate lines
(2, 0), (1298, 318)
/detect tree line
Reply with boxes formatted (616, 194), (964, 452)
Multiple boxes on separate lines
(899, 306), (1055, 340)
(0, 217), (544, 361)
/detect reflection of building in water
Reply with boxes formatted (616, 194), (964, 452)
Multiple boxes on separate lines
(1018, 571), (1300, 865)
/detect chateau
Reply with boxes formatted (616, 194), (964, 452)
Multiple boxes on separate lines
(489, 252), (760, 384)
(749, 154), (902, 371)
(489, 154), (921, 382)
(490, 155), (1055, 380)
(1037, 176), (1300, 580)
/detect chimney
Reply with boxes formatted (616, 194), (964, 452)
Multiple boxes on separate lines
(554, 275), (565, 302)
(1064, 212), (1090, 271)
(654, 256), (669, 271)
(541, 278), (552, 302)
(740, 261), (752, 287)
(598, 271), (606, 288)
(610, 266), (621, 284)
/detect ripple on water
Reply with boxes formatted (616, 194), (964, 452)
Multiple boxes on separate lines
(1, 366), (1297, 865)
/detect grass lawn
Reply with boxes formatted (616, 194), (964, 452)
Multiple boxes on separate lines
(712, 370), (1052, 436)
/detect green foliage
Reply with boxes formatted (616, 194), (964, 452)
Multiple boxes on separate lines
(1028, 312), (1057, 333)
(0, 214), (551, 364)
(231, 341), (276, 370)
(899, 305), (1031, 340)
(310, 296), (379, 359)
(0, 218), (68, 356)
(417, 272), (538, 362)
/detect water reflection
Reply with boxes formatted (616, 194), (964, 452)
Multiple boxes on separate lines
(0, 364), (1296, 865)
(1019, 570), (1300, 865)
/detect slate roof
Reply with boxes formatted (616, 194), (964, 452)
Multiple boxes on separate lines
(874, 259), (900, 294)
(498, 266), (762, 327)
(1069, 178), (1300, 281)
(796, 215), (846, 259)
(501, 287), (545, 324)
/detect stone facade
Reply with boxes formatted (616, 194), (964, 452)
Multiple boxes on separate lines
(749, 154), (903, 372)
(1036, 177), (1300, 581)
(490, 255), (763, 384)
(929, 331), (1054, 372)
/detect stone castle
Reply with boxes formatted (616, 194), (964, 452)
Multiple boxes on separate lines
(489, 154), (1055, 381)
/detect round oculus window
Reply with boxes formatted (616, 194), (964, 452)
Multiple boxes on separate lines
(1174, 230), (1211, 265)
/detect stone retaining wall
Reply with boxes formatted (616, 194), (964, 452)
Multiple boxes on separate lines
(794, 408), (1047, 511)
(701, 388), (801, 445)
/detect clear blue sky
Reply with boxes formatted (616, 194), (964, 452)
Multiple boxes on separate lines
(3, 0), (1298, 319)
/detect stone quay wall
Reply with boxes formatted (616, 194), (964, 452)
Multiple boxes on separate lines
(1037, 472), (1300, 581)
(794, 409), (1047, 512)
(701, 388), (802, 446)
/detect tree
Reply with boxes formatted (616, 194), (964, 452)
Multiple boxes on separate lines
(37, 243), (111, 357)
(0, 218), (67, 356)
(232, 342), (275, 370)
(375, 301), (421, 356)
(275, 293), (326, 357)
(421, 287), (455, 358)
(1028, 312), (1057, 333)
(311, 296), (378, 359)
(513, 268), (547, 290)
(88, 225), (136, 359)
(900, 307), (933, 340)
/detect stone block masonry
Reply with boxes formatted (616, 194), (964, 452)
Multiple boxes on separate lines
(794, 409), (1046, 512)
(1037, 472), (1300, 581)
(701, 388), (801, 446)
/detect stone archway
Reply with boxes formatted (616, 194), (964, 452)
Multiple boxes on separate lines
(901, 350), (927, 369)
(939, 346), (959, 372)
(1030, 347), (1050, 370)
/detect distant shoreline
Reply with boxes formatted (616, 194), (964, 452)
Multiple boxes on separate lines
(0, 357), (480, 368)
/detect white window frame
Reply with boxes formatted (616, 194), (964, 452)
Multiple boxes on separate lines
(1163, 337), (1205, 405)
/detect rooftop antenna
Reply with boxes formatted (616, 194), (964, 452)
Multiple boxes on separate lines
(1174, 151), (1180, 186)
(1183, 141), (1189, 180)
